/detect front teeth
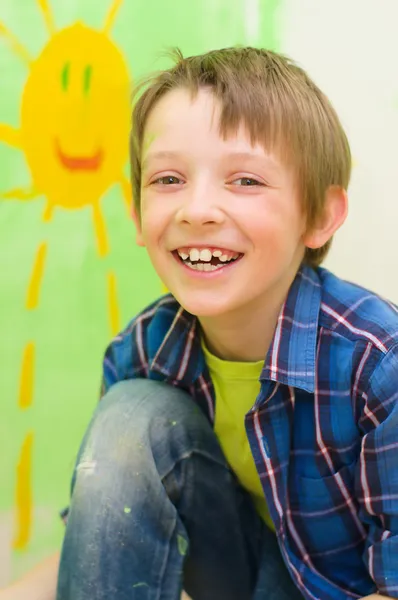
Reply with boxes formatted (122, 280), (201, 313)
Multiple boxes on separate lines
(179, 248), (239, 262)
(188, 248), (213, 262)
(189, 249), (200, 261)
(199, 249), (212, 262)
(176, 247), (240, 270)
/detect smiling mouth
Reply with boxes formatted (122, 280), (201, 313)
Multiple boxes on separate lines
(55, 139), (103, 171)
(172, 249), (244, 272)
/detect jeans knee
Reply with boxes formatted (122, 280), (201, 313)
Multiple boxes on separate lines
(74, 379), (214, 482)
(76, 380), (167, 465)
(68, 379), (228, 536)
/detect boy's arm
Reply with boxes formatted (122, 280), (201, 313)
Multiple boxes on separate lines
(0, 552), (59, 600)
(356, 344), (398, 598)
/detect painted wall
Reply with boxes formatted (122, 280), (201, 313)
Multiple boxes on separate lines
(1, 0), (397, 585)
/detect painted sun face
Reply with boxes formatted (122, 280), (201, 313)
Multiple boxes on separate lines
(21, 23), (131, 211)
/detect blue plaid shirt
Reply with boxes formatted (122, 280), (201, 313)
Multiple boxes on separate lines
(101, 265), (398, 599)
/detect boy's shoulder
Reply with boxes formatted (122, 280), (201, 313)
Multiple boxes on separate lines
(102, 293), (191, 380)
(318, 267), (398, 354)
(133, 293), (182, 327)
(105, 294), (190, 354)
(113, 293), (185, 350)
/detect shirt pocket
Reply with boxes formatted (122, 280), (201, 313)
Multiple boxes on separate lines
(290, 461), (364, 555)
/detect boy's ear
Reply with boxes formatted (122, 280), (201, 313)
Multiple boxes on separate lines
(304, 186), (348, 250)
(131, 206), (145, 247)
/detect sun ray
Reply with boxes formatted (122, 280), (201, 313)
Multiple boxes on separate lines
(0, 186), (37, 201)
(36, 0), (56, 36)
(19, 342), (35, 408)
(42, 202), (53, 222)
(103, 0), (124, 35)
(0, 22), (32, 66)
(12, 432), (33, 550)
(0, 123), (22, 148)
(93, 203), (108, 257)
(107, 271), (120, 336)
(26, 242), (47, 310)
(119, 174), (133, 216)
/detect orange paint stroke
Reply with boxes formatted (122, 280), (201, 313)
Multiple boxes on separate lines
(107, 271), (120, 336)
(13, 432), (33, 550)
(93, 203), (108, 257)
(19, 342), (35, 409)
(26, 242), (47, 310)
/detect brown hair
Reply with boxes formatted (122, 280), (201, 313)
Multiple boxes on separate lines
(130, 47), (351, 267)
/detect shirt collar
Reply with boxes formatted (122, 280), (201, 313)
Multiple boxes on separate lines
(260, 265), (321, 392)
(151, 265), (321, 392)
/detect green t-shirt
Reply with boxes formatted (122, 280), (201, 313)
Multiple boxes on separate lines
(202, 339), (274, 531)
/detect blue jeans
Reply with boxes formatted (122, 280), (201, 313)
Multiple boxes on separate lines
(57, 379), (303, 600)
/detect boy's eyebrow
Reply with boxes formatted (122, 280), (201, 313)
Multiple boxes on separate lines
(142, 151), (182, 170)
(222, 151), (280, 168)
(142, 150), (280, 170)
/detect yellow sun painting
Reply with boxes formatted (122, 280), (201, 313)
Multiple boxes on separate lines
(0, 0), (131, 258)
(0, 0), (131, 551)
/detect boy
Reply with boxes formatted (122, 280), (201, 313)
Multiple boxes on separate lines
(2, 47), (396, 600)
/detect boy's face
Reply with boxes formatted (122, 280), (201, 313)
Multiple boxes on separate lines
(139, 87), (308, 319)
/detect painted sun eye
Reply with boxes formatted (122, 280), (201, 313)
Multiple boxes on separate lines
(83, 64), (92, 94)
(61, 61), (70, 91)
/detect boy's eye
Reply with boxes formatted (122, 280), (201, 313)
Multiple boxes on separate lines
(233, 177), (262, 186)
(153, 175), (182, 185)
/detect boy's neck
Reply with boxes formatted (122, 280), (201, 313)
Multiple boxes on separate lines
(199, 288), (287, 363)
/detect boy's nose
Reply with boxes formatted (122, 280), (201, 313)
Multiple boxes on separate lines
(175, 187), (225, 226)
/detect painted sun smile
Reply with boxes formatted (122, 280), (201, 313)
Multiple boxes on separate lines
(55, 139), (103, 171)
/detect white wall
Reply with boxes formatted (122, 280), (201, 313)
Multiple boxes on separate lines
(279, 0), (398, 302)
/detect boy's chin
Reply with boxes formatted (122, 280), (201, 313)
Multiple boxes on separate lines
(172, 292), (239, 319)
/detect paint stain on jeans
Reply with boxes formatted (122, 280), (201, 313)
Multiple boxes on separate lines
(76, 460), (96, 474)
(177, 534), (188, 556)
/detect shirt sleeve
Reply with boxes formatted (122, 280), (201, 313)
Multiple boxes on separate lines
(100, 319), (149, 397)
(356, 343), (398, 597)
